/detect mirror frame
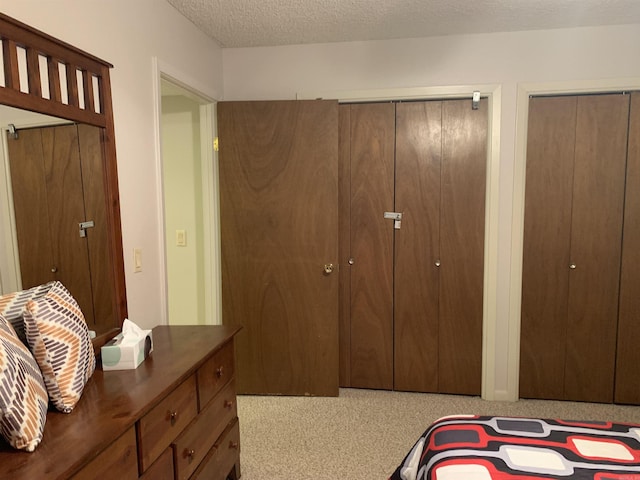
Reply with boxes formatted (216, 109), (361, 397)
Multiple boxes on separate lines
(0, 12), (127, 332)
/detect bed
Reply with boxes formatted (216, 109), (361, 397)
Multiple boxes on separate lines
(389, 415), (640, 480)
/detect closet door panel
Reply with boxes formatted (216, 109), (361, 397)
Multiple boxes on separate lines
(349, 103), (395, 390)
(78, 124), (115, 331)
(565, 94), (629, 403)
(41, 125), (94, 325)
(438, 98), (487, 395)
(616, 92), (640, 405)
(394, 101), (441, 392)
(338, 105), (352, 386)
(6, 129), (55, 289)
(520, 96), (576, 400)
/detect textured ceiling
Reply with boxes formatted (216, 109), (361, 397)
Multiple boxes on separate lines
(166, 0), (640, 48)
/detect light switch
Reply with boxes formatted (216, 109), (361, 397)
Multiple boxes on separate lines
(134, 248), (142, 273)
(176, 229), (187, 247)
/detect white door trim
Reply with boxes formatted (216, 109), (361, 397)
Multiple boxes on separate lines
(298, 84), (502, 401)
(152, 57), (221, 325)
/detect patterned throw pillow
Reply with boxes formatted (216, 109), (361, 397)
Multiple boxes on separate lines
(0, 314), (48, 451)
(23, 281), (95, 413)
(0, 282), (54, 345)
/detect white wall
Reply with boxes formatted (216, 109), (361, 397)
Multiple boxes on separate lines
(1, 0), (223, 329)
(161, 94), (205, 325)
(222, 23), (640, 400)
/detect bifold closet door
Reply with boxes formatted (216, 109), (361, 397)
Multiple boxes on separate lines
(520, 97), (576, 400)
(394, 101), (442, 392)
(7, 124), (106, 327)
(347, 103), (395, 390)
(521, 94), (629, 403)
(394, 99), (487, 395)
(438, 99), (487, 395)
(616, 92), (640, 405)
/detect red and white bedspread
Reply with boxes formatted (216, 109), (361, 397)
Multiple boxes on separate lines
(389, 415), (640, 480)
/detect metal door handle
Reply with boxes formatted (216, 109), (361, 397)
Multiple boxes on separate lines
(569, 263), (576, 270)
(324, 264), (334, 274)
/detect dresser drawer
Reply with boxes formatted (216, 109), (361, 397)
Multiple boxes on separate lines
(138, 374), (198, 472)
(139, 447), (173, 480)
(197, 339), (235, 409)
(70, 427), (138, 480)
(191, 419), (241, 480)
(173, 379), (237, 480)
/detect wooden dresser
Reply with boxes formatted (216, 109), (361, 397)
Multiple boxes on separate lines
(0, 325), (241, 480)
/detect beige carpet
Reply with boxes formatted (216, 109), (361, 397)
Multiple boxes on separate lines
(236, 388), (640, 480)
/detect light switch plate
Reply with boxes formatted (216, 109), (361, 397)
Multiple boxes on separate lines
(176, 229), (187, 247)
(134, 248), (142, 273)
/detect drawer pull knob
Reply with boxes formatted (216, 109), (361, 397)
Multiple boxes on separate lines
(168, 411), (179, 425)
(185, 448), (196, 463)
(229, 441), (239, 450)
(224, 400), (234, 409)
(216, 366), (224, 378)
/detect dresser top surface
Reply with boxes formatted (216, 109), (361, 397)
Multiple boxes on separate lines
(0, 324), (241, 479)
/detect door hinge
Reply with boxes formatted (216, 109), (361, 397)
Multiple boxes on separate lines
(213, 137), (219, 152)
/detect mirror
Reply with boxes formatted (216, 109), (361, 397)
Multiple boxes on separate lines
(0, 13), (127, 337)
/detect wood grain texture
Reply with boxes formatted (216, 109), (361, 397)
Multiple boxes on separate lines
(191, 420), (241, 480)
(42, 125), (95, 325)
(137, 375), (198, 472)
(438, 98), (487, 395)
(218, 100), (339, 396)
(78, 123), (116, 332)
(564, 94), (628, 403)
(520, 96), (577, 400)
(348, 102), (396, 390)
(69, 428), (138, 480)
(338, 104), (352, 386)
(616, 92), (640, 405)
(0, 12), (127, 332)
(6, 128), (55, 289)
(139, 447), (174, 480)
(393, 101), (442, 393)
(0, 325), (241, 480)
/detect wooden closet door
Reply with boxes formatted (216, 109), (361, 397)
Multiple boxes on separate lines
(8, 125), (95, 325)
(565, 94), (628, 403)
(394, 101), (442, 392)
(6, 128), (55, 289)
(520, 96), (576, 400)
(616, 92), (640, 405)
(348, 103), (395, 390)
(77, 124), (115, 331)
(338, 105), (352, 386)
(218, 100), (339, 396)
(41, 125), (95, 324)
(522, 94), (629, 403)
(438, 99), (487, 395)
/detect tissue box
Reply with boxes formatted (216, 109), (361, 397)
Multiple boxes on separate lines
(101, 330), (153, 371)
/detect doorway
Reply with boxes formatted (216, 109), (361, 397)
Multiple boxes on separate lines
(158, 76), (219, 325)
